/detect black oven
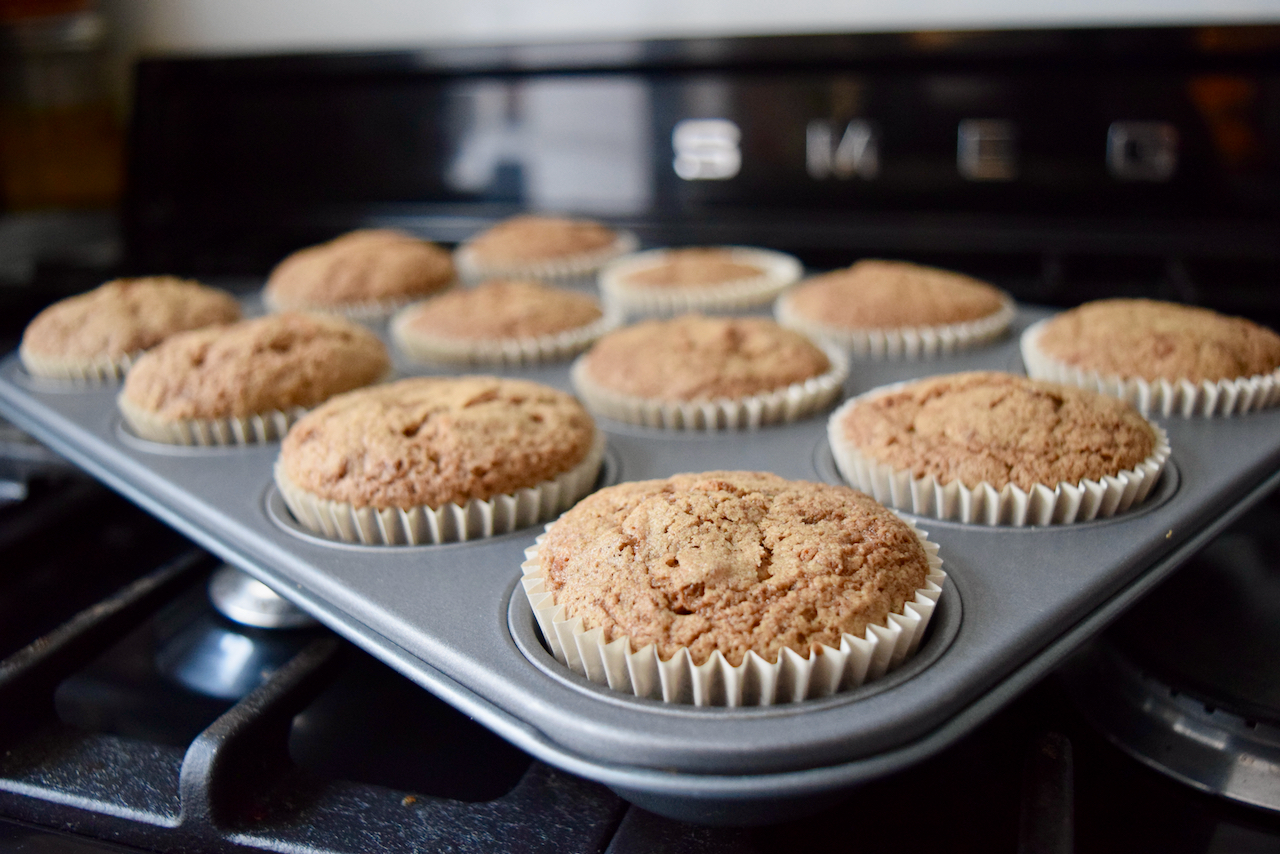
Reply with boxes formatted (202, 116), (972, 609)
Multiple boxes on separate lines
(2, 24), (1280, 853)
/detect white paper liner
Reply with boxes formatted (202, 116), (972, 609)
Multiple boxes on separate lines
(118, 393), (307, 446)
(19, 345), (138, 383)
(520, 516), (946, 706)
(1020, 318), (1280, 418)
(390, 304), (623, 367)
(454, 231), (639, 284)
(262, 283), (459, 322)
(598, 247), (803, 318)
(273, 430), (605, 545)
(826, 386), (1172, 526)
(570, 342), (849, 431)
(775, 292), (1016, 359)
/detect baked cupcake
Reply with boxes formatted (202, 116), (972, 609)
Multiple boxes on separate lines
(1021, 298), (1280, 417)
(520, 470), (946, 705)
(598, 246), (803, 317)
(828, 371), (1170, 526)
(571, 314), (847, 430)
(454, 215), (637, 283)
(118, 313), (390, 446)
(274, 376), (603, 544)
(775, 259), (1015, 358)
(263, 229), (455, 319)
(391, 279), (615, 366)
(19, 276), (242, 382)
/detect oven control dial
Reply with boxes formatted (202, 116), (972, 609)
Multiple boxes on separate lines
(1107, 121), (1179, 182)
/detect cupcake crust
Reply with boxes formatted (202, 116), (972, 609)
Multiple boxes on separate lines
(121, 313), (389, 421)
(280, 376), (596, 510)
(265, 229), (454, 309)
(619, 248), (766, 289)
(461, 215), (618, 265)
(1034, 298), (1280, 384)
(538, 471), (931, 667)
(837, 371), (1156, 492)
(786, 259), (1007, 329)
(21, 277), (241, 363)
(582, 315), (830, 401)
(397, 279), (602, 340)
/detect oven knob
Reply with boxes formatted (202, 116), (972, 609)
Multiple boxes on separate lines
(807, 119), (879, 180)
(673, 119), (741, 180)
(1107, 121), (1179, 181)
(957, 119), (1018, 181)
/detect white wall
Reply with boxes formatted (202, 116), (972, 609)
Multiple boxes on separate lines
(105, 0), (1280, 56)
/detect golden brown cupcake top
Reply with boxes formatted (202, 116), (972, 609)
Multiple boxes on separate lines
(397, 279), (602, 340)
(1035, 298), (1280, 384)
(787, 259), (1007, 329)
(20, 277), (241, 362)
(581, 315), (830, 401)
(279, 376), (596, 510)
(837, 371), (1156, 491)
(619, 248), (765, 289)
(462, 215), (618, 265)
(121, 313), (389, 421)
(538, 470), (930, 667)
(264, 229), (454, 308)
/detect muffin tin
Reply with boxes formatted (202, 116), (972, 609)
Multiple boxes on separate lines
(3, 298), (1280, 825)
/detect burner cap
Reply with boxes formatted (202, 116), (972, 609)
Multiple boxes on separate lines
(208, 564), (318, 629)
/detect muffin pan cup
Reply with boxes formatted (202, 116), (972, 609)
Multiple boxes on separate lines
(520, 520), (946, 706)
(118, 393), (307, 446)
(599, 246), (804, 318)
(18, 346), (138, 383)
(4, 303), (1280, 824)
(1020, 318), (1280, 418)
(391, 304), (622, 367)
(775, 291), (1017, 359)
(827, 385), (1172, 526)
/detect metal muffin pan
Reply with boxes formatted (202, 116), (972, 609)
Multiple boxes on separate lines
(3, 304), (1280, 825)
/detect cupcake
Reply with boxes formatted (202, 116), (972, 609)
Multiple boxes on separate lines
(453, 215), (637, 283)
(19, 276), (242, 382)
(274, 376), (603, 544)
(828, 371), (1170, 526)
(598, 246), (803, 317)
(775, 259), (1015, 358)
(520, 470), (946, 706)
(263, 229), (455, 319)
(571, 314), (847, 430)
(390, 278), (616, 366)
(1021, 298), (1280, 417)
(118, 313), (390, 446)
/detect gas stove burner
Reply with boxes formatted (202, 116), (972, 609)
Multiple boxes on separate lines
(1063, 642), (1280, 814)
(1062, 491), (1280, 814)
(207, 564), (318, 629)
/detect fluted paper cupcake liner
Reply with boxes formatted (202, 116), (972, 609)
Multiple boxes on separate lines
(775, 292), (1016, 360)
(1020, 318), (1280, 418)
(570, 342), (849, 431)
(520, 517), (945, 706)
(20, 346), (138, 383)
(118, 393), (307, 446)
(454, 232), (639, 285)
(273, 430), (605, 545)
(599, 247), (803, 318)
(827, 388), (1172, 526)
(262, 286), (459, 322)
(391, 305), (622, 367)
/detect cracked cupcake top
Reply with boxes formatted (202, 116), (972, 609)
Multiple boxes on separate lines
(580, 314), (830, 401)
(538, 470), (929, 666)
(835, 371), (1155, 491)
(279, 376), (595, 510)
(785, 259), (1007, 329)
(121, 313), (389, 420)
(265, 229), (454, 309)
(1035, 298), (1280, 384)
(21, 277), (241, 364)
